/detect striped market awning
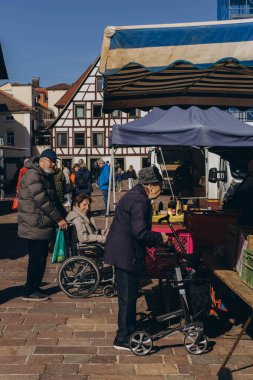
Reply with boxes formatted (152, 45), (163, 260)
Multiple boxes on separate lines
(0, 43), (8, 80)
(100, 19), (253, 112)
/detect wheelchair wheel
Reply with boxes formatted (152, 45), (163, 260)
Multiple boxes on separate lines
(184, 330), (208, 355)
(129, 331), (153, 356)
(58, 256), (100, 298)
(103, 285), (116, 297)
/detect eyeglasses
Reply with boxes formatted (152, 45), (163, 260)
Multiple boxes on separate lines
(43, 157), (56, 166)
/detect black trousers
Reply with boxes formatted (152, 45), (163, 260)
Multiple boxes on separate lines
(115, 267), (139, 343)
(25, 239), (49, 293)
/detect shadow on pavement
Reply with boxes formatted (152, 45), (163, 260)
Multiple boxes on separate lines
(0, 285), (25, 304)
(0, 285), (62, 305)
(0, 223), (27, 259)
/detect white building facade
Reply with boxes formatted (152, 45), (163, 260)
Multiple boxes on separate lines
(50, 57), (149, 173)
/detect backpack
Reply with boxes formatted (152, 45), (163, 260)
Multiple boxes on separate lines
(75, 171), (87, 189)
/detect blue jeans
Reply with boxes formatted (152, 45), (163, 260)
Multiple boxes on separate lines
(115, 267), (139, 343)
(101, 189), (109, 212)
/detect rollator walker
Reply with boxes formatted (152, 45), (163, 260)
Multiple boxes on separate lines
(129, 215), (210, 356)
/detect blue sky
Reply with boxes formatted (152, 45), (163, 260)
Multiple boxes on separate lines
(0, 0), (217, 87)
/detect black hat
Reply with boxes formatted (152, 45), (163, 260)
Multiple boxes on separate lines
(138, 166), (163, 185)
(40, 149), (59, 163)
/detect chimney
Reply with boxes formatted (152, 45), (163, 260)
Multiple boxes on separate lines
(32, 77), (40, 88)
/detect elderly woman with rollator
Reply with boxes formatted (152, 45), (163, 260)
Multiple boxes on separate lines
(104, 166), (169, 350)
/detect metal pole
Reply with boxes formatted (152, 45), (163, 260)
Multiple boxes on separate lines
(105, 149), (113, 228)
(112, 148), (116, 210)
(0, 148), (4, 199)
(159, 147), (174, 199)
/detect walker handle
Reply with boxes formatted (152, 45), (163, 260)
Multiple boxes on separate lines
(158, 215), (170, 224)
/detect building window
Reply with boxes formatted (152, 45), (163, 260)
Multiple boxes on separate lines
(74, 132), (85, 147)
(111, 109), (120, 117)
(74, 104), (85, 119)
(96, 77), (103, 92)
(93, 104), (103, 118)
(128, 109), (140, 118)
(5, 115), (14, 121)
(92, 132), (103, 147)
(57, 133), (67, 147)
(7, 131), (15, 146)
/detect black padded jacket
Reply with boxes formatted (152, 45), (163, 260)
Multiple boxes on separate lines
(18, 157), (64, 240)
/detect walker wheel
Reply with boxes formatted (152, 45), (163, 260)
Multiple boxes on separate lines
(184, 330), (208, 355)
(103, 285), (116, 298)
(129, 331), (153, 356)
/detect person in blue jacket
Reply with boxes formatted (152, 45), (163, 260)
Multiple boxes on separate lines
(97, 158), (110, 214)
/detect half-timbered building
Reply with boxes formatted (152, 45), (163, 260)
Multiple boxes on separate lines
(49, 57), (149, 172)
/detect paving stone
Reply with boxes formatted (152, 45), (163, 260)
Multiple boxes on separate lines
(79, 363), (135, 375)
(0, 364), (45, 374)
(177, 364), (211, 375)
(26, 338), (58, 346)
(37, 331), (73, 338)
(119, 355), (163, 364)
(34, 346), (96, 355)
(63, 354), (90, 364)
(189, 354), (222, 365)
(0, 346), (34, 356)
(3, 331), (38, 339)
(88, 376), (165, 380)
(58, 338), (90, 346)
(40, 375), (87, 380)
(90, 354), (117, 363)
(0, 338), (26, 346)
(33, 324), (57, 331)
(27, 355), (64, 364)
(0, 356), (27, 364)
(72, 331), (105, 338)
(45, 363), (79, 374)
(135, 363), (178, 375)
(0, 376), (39, 380)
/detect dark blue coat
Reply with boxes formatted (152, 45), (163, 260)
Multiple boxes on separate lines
(104, 184), (162, 273)
(75, 168), (93, 195)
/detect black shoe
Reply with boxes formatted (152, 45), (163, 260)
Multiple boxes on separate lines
(113, 338), (130, 351)
(37, 287), (48, 294)
(22, 290), (50, 301)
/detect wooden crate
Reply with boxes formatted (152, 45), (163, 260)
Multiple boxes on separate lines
(225, 226), (253, 270)
(247, 235), (253, 250)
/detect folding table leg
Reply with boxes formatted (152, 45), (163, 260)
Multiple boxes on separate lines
(217, 313), (253, 376)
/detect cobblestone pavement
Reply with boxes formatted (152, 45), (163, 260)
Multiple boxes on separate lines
(0, 184), (253, 379)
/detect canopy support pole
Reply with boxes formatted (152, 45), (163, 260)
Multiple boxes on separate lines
(159, 147), (175, 199)
(105, 148), (114, 229)
(112, 147), (116, 210)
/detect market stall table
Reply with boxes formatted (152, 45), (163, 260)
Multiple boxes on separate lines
(203, 254), (253, 375)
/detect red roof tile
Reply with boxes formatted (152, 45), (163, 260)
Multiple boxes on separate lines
(46, 83), (70, 91)
(54, 59), (99, 108)
(0, 89), (32, 112)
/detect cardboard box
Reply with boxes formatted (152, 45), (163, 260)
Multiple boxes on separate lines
(225, 225), (253, 270)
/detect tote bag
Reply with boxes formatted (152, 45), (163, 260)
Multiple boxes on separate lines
(51, 228), (67, 263)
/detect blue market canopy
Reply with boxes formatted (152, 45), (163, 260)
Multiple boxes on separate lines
(100, 19), (253, 112)
(110, 107), (253, 147)
(0, 43), (8, 79)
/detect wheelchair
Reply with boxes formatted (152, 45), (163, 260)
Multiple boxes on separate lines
(58, 224), (116, 298)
